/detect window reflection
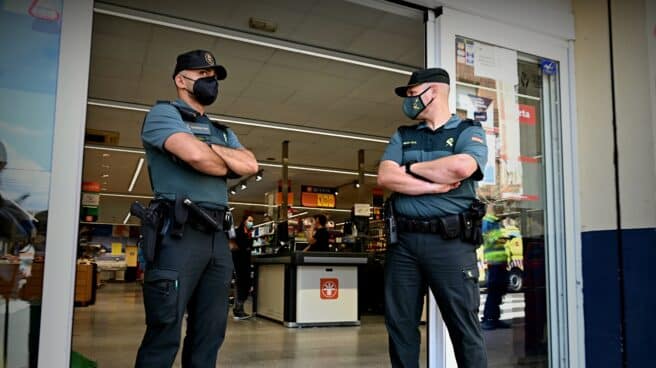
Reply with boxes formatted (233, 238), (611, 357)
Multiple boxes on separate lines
(456, 36), (552, 366)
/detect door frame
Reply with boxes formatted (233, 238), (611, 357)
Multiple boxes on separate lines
(38, 0), (94, 367)
(425, 6), (585, 368)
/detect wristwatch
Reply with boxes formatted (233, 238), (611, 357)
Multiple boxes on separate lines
(405, 160), (417, 176)
(405, 160), (432, 182)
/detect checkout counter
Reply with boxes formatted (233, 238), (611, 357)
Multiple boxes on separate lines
(253, 251), (368, 328)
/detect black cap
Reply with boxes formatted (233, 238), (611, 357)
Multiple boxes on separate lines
(172, 49), (227, 80)
(394, 68), (450, 97)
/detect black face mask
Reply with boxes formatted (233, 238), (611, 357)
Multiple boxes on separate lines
(402, 87), (433, 119)
(182, 75), (219, 106)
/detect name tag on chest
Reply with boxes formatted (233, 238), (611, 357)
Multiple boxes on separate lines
(186, 122), (211, 136)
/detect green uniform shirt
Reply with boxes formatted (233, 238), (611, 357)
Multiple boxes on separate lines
(142, 99), (242, 207)
(380, 115), (488, 218)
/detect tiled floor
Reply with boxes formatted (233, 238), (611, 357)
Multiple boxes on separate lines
(71, 283), (545, 367)
(72, 283), (413, 367)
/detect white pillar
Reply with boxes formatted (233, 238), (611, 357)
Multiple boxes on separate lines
(425, 8), (458, 368)
(38, 0), (93, 366)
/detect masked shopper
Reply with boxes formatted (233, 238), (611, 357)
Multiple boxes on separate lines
(135, 50), (258, 368)
(377, 68), (489, 368)
(232, 215), (254, 320)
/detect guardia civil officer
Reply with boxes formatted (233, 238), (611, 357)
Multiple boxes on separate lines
(135, 50), (258, 367)
(377, 68), (488, 368)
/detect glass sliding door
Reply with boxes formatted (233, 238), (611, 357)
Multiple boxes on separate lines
(453, 36), (556, 367)
(0, 2), (64, 367)
(427, 6), (582, 368)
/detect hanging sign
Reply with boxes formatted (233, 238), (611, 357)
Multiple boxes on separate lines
(353, 203), (371, 217)
(301, 185), (336, 208)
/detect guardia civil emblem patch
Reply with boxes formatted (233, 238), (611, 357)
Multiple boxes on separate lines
(204, 52), (215, 65)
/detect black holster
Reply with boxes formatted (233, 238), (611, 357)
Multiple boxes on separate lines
(170, 196), (189, 238)
(130, 200), (168, 263)
(384, 198), (398, 245)
(438, 215), (460, 240)
(459, 199), (486, 245)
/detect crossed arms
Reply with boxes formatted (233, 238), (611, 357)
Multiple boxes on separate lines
(164, 132), (259, 177)
(376, 154), (478, 196)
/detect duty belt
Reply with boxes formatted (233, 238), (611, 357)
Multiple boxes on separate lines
(187, 205), (226, 233)
(396, 217), (441, 233)
(396, 213), (462, 239)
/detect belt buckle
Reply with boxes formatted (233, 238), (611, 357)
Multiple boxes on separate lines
(429, 220), (438, 234)
(421, 220), (430, 233)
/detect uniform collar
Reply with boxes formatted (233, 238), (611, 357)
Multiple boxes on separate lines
(416, 114), (461, 131)
(172, 99), (204, 118)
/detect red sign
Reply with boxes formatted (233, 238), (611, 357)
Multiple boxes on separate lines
(518, 104), (537, 125)
(320, 278), (339, 300)
(82, 181), (101, 193)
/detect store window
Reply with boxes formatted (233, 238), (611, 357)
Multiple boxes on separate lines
(455, 36), (556, 366)
(0, 1), (63, 367)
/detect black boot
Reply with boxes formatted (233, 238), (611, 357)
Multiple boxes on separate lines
(233, 301), (250, 320)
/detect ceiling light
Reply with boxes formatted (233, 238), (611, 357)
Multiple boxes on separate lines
(101, 173), (110, 178)
(84, 144), (379, 177)
(86, 100), (390, 144)
(291, 206), (352, 213)
(211, 115), (390, 143)
(240, 182), (247, 190)
(127, 157), (144, 193)
(99, 193), (151, 199)
(228, 201), (276, 208)
(354, 181), (361, 188)
(288, 211), (308, 219)
(87, 144), (144, 155)
(230, 187), (237, 195)
(334, 190), (339, 196)
(255, 170), (263, 181)
(122, 212), (131, 224)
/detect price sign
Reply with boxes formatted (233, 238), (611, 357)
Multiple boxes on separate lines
(301, 185), (336, 208)
(316, 193), (336, 208)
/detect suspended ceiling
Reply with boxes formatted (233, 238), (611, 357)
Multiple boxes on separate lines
(83, 0), (425, 224)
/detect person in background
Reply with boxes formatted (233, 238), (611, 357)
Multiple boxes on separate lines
(232, 215), (254, 320)
(481, 215), (520, 330)
(303, 214), (330, 252)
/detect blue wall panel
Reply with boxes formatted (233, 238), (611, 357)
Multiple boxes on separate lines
(582, 228), (656, 367)
(621, 228), (656, 367)
(582, 229), (622, 368)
